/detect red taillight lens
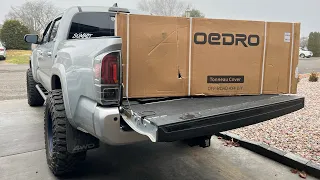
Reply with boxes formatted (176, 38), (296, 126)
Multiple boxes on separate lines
(0, 48), (4, 51)
(112, 63), (117, 83)
(93, 52), (121, 106)
(101, 54), (118, 84)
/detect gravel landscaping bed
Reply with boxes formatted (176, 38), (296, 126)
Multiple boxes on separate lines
(229, 75), (320, 165)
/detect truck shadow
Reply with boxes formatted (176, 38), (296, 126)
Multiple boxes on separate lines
(57, 141), (224, 180)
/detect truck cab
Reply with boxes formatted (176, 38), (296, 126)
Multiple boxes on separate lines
(24, 5), (305, 176)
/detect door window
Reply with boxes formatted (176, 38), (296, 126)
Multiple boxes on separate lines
(49, 18), (62, 42)
(41, 21), (52, 44)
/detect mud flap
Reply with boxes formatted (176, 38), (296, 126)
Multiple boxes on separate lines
(66, 122), (100, 153)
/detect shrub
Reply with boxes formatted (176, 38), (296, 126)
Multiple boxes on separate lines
(0, 20), (30, 50)
(308, 32), (320, 57)
(309, 72), (319, 82)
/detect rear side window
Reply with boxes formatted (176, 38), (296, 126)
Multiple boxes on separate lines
(68, 12), (115, 39)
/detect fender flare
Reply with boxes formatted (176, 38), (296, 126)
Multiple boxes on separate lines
(30, 53), (40, 83)
(51, 64), (77, 127)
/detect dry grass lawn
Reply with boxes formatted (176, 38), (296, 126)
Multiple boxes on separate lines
(5, 50), (32, 64)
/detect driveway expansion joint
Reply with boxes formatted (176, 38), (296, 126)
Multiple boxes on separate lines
(0, 148), (44, 158)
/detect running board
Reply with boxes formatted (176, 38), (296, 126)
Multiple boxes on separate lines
(35, 84), (48, 101)
(120, 95), (304, 143)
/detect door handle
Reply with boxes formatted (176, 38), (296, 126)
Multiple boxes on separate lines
(47, 51), (52, 57)
(37, 50), (43, 56)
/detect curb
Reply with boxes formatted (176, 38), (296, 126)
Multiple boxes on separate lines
(216, 132), (320, 179)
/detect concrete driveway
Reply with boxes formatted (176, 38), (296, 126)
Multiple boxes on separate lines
(298, 57), (320, 74)
(0, 62), (28, 101)
(0, 99), (318, 180)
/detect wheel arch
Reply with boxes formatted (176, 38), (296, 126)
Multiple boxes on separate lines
(51, 75), (62, 90)
(51, 65), (75, 127)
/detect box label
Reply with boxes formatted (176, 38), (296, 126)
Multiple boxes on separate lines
(284, 32), (291, 42)
(208, 86), (244, 91)
(194, 33), (260, 47)
(207, 76), (245, 83)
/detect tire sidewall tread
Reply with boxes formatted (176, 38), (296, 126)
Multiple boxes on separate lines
(44, 89), (86, 176)
(26, 68), (44, 106)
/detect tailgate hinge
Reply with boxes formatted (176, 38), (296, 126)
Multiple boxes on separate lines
(119, 106), (158, 142)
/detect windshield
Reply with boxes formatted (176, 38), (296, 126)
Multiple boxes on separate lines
(68, 12), (115, 40)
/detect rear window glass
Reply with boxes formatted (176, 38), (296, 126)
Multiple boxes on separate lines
(68, 12), (115, 39)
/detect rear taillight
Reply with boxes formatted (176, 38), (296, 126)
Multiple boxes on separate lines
(0, 48), (4, 51)
(101, 54), (118, 84)
(93, 52), (121, 106)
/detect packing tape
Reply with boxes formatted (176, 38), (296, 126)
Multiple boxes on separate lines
(115, 14), (118, 36)
(260, 21), (268, 94)
(126, 14), (130, 97)
(188, 17), (193, 96)
(289, 23), (295, 94)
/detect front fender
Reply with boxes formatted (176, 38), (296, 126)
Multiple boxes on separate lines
(30, 50), (40, 83)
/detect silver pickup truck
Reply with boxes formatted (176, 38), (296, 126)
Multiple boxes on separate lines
(24, 5), (305, 176)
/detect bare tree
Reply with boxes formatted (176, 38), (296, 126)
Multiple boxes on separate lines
(5, 0), (61, 35)
(182, 8), (205, 18)
(300, 37), (308, 48)
(138, 0), (190, 16)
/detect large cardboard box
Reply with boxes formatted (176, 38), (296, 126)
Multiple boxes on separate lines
(116, 13), (300, 98)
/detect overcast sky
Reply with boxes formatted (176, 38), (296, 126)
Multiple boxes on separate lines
(0, 0), (319, 37)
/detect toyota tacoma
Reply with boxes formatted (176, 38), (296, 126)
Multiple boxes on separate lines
(24, 5), (304, 176)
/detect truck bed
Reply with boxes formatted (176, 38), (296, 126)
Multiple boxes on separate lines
(121, 95), (304, 142)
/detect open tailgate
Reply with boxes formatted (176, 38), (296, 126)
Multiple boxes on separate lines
(120, 95), (304, 142)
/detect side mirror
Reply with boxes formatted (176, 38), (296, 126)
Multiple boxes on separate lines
(24, 34), (39, 44)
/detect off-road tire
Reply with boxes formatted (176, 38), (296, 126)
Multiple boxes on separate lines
(26, 68), (44, 106)
(44, 90), (86, 176)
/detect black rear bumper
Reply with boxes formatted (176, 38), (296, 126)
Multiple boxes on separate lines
(157, 96), (304, 142)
